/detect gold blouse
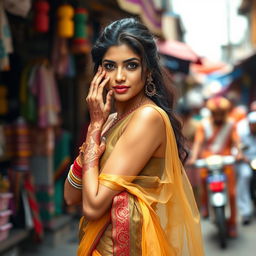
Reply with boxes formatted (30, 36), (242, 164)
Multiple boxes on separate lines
(97, 110), (165, 255)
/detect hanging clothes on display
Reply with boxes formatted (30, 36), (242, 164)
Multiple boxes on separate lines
(20, 62), (62, 127)
(19, 64), (37, 123)
(32, 64), (61, 128)
(12, 117), (31, 172)
(53, 129), (71, 215)
(23, 172), (44, 240)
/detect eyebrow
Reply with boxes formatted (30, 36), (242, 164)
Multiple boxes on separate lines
(102, 57), (140, 64)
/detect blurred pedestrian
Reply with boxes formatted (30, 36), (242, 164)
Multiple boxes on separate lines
(236, 101), (256, 137)
(235, 102), (256, 225)
(64, 18), (204, 255)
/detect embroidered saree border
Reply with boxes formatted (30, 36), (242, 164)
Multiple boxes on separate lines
(111, 191), (130, 256)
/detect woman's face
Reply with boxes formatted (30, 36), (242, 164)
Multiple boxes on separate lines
(102, 44), (146, 102)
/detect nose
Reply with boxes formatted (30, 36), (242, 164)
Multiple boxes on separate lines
(115, 67), (126, 83)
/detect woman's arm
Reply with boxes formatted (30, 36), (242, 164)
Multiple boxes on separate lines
(81, 107), (165, 220)
(64, 66), (112, 207)
(64, 115), (115, 206)
(64, 156), (83, 206)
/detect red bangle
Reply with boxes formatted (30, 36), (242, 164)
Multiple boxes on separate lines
(73, 159), (82, 178)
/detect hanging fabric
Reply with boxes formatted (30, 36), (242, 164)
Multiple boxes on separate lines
(30, 64), (61, 128)
(19, 64), (37, 123)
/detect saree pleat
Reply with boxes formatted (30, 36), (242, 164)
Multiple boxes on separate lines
(95, 224), (113, 255)
(78, 104), (204, 256)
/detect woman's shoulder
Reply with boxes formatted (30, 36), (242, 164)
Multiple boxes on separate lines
(131, 104), (165, 129)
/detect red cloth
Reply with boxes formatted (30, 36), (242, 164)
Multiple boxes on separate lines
(24, 174), (44, 240)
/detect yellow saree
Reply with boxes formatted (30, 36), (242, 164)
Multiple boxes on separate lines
(78, 105), (205, 255)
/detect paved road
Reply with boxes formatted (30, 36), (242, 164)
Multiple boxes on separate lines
(20, 216), (256, 256)
(202, 217), (256, 256)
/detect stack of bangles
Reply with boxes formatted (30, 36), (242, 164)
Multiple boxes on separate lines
(67, 159), (82, 189)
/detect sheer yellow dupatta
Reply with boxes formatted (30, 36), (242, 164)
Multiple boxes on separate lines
(78, 105), (204, 256)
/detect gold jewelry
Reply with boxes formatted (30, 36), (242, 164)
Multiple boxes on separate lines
(145, 75), (157, 97)
(67, 165), (82, 189)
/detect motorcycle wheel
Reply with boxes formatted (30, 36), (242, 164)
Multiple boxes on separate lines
(215, 206), (227, 249)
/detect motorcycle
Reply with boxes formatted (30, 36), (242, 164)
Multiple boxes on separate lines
(194, 155), (235, 249)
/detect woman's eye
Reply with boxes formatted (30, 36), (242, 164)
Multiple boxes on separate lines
(103, 63), (115, 71)
(127, 62), (139, 70)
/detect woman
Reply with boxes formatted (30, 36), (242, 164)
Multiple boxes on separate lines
(64, 18), (204, 255)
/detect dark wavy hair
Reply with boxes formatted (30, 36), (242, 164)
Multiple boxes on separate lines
(91, 18), (188, 163)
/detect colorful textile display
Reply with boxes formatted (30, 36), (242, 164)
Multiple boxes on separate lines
(33, 0), (50, 33)
(3, 124), (14, 159)
(57, 4), (74, 38)
(24, 173), (44, 240)
(0, 1), (13, 71)
(12, 117), (31, 172)
(19, 65), (37, 123)
(53, 130), (71, 215)
(72, 8), (90, 54)
(35, 184), (55, 227)
(53, 131), (71, 182)
(30, 64), (61, 128)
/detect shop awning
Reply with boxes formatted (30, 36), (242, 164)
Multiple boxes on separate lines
(191, 58), (227, 74)
(156, 39), (201, 64)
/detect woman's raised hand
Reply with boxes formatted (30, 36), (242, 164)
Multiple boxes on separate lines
(86, 66), (113, 128)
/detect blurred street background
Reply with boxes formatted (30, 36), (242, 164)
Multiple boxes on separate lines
(0, 0), (256, 255)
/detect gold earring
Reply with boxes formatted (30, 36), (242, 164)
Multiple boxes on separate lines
(145, 75), (157, 97)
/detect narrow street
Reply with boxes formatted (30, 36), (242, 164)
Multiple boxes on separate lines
(20, 219), (79, 256)
(202, 217), (256, 255)
(19, 215), (256, 256)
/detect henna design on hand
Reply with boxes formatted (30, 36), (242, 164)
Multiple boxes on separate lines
(80, 124), (105, 171)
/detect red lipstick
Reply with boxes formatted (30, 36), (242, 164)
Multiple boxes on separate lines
(113, 85), (130, 94)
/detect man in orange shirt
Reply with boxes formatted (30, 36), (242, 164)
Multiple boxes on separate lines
(188, 96), (239, 237)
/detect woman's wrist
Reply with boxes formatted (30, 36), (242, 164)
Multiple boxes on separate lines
(82, 156), (100, 171)
(79, 122), (103, 172)
(89, 122), (104, 130)
(67, 165), (82, 189)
